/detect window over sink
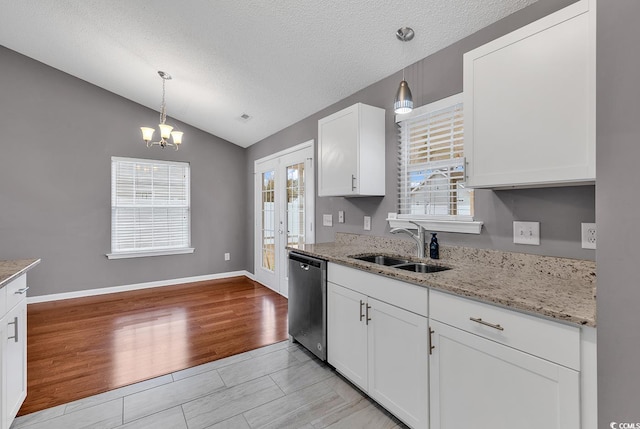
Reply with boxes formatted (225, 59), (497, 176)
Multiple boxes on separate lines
(393, 93), (482, 234)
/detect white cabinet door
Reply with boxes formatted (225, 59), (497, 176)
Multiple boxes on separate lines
(318, 103), (385, 197)
(429, 320), (580, 429)
(2, 299), (27, 429)
(368, 298), (429, 429)
(318, 106), (359, 196)
(464, 0), (595, 188)
(327, 282), (368, 391)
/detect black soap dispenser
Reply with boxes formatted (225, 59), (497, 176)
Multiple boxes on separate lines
(429, 233), (439, 259)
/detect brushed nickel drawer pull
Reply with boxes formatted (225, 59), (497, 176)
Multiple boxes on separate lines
(15, 287), (29, 295)
(8, 317), (18, 342)
(359, 300), (365, 322)
(470, 317), (504, 331)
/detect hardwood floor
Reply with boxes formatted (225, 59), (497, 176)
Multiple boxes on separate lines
(19, 276), (289, 416)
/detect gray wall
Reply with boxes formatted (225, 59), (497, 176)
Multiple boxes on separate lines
(246, 0), (594, 272)
(596, 0), (640, 425)
(0, 46), (247, 297)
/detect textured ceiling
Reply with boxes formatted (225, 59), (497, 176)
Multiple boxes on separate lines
(0, 0), (536, 147)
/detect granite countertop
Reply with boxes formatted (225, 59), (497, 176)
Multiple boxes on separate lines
(289, 235), (596, 327)
(0, 259), (41, 288)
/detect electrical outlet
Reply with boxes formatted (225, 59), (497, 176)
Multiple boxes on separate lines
(338, 211), (345, 223)
(224, 253), (230, 261)
(323, 214), (333, 227)
(363, 216), (371, 231)
(513, 221), (540, 245)
(581, 223), (596, 249)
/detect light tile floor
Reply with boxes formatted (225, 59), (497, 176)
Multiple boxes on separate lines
(11, 341), (409, 429)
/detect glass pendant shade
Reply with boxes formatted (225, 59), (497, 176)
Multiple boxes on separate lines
(140, 127), (155, 142)
(159, 123), (174, 139)
(171, 131), (184, 145)
(394, 80), (414, 114)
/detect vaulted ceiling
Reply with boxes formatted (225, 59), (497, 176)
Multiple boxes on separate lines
(0, 0), (536, 147)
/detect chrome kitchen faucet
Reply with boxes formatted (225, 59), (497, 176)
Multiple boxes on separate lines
(390, 221), (426, 258)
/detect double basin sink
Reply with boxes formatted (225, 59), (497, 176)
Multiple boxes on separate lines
(351, 254), (450, 274)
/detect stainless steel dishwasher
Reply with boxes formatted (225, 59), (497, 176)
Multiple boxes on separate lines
(288, 251), (327, 361)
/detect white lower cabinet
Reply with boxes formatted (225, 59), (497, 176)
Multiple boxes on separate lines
(367, 297), (429, 429)
(327, 263), (429, 429)
(1, 274), (28, 429)
(326, 263), (590, 429)
(428, 290), (581, 429)
(327, 283), (368, 390)
(429, 319), (580, 429)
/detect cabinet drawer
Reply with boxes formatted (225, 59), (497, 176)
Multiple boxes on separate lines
(429, 289), (580, 370)
(5, 274), (28, 311)
(328, 263), (428, 317)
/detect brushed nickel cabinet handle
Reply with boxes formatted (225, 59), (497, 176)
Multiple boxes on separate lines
(8, 317), (18, 342)
(429, 327), (435, 355)
(15, 287), (29, 295)
(366, 304), (372, 325)
(359, 300), (365, 322)
(351, 174), (357, 191)
(470, 317), (504, 331)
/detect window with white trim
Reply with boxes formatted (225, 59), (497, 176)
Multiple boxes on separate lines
(397, 93), (474, 221)
(109, 157), (192, 259)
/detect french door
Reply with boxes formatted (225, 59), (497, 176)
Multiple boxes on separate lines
(254, 141), (314, 297)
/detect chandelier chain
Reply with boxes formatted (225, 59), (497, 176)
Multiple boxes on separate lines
(160, 77), (167, 125)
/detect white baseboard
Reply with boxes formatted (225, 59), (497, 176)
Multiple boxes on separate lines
(27, 270), (255, 304)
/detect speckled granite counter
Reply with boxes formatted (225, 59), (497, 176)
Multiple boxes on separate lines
(0, 259), (40, 288)
(289, 234), (596, 327)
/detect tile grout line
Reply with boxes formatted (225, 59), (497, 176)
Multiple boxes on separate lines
(179, 403), (189, 429)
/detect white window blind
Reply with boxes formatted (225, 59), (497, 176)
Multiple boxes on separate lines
(110, 157), (191, 257)
(397, 93), (473, 220)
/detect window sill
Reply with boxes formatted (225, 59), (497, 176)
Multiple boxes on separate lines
(106, 248), (195, 260)
(387, 218), (483, 234)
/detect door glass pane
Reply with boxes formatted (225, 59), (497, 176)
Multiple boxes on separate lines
(286, 162), (305, 250)
(261, 170), (275, 271)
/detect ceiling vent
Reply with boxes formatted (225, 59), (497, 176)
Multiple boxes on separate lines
(238, 113), (252, 123)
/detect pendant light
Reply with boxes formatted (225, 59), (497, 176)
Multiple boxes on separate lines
(140, 71), (184, 150)
(394, 27), (415, 115)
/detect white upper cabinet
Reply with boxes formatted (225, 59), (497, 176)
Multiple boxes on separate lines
(318, 103), (385, 197)
(463, 0), (595, 188)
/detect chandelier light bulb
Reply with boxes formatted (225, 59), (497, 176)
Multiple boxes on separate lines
(159, 123), (173, 139)
(140, 127), (155, 142)
(171, 131), (184, 145)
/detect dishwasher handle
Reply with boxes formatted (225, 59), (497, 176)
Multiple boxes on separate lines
(289, 252), (325, 269)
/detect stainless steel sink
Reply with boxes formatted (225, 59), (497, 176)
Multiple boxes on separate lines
(393, 262), (450, 273)
(350, 255), (450, 274)
(353, 255), (410, 266)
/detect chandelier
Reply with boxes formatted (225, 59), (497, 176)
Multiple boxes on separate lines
(140, 71), (183, 150)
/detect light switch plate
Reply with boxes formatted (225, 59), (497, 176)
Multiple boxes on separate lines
(323, 214), (333, 227)
(338, 211), (345, 223)
(364, 216), (371, 231)
(513, 221), (540, 245)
